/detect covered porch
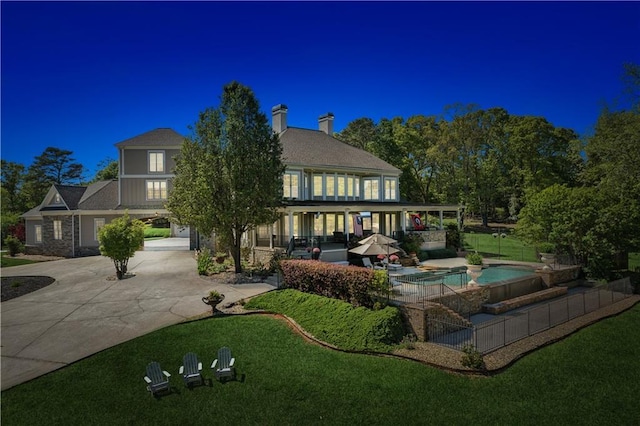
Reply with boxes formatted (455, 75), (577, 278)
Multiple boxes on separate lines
(252, 203), (464, 262)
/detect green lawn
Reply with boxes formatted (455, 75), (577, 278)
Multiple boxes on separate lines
(2, 305), (639, 425)
(463, 231), (538, 262)
(144, 227), (171, 239)
(629, 252), (640, 272)
(0, 255), (38, 268)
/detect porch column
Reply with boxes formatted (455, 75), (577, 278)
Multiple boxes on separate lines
(439, 210), (444, 230)
(401, 208), (407, 232)
(344, 209), (350, 242)
(288, 212), (294, 242)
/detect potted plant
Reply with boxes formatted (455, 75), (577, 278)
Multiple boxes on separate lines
(465, 251), (483, 286)
(312, 247), (321, 260)
(537, 242), (556, 270)
(202, 290), (225, 314)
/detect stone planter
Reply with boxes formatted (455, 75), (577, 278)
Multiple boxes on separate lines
(540, 253), (555, 270)
(466, 264), (483, 286)
(202, 294), (225, 315)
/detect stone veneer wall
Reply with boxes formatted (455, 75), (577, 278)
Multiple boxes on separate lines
(41, 215), (80, 257)
(536, 266), (581, 287)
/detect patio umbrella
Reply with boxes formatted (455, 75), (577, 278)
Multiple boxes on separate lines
(349, 242), (400, 256)
(357, 233), (397, 246)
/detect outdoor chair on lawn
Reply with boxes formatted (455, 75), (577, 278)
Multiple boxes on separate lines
(144, 362), (171, 396)
(211, 347), (236, 382)
(179, 352), (204, 387)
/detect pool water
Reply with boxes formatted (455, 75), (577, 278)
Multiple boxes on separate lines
(400, 266), (535, 287)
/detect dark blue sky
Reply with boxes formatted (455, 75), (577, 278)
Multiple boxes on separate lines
(2, 1), (639, 177)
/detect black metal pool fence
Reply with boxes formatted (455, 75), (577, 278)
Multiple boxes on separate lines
(423, 277), (633, 354)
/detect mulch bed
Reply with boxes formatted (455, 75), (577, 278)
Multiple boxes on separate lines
(1, 276), (56, 301)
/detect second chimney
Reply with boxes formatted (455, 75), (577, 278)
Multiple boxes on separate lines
(272, 104), (288, 133)
(319, 112), (334, 135)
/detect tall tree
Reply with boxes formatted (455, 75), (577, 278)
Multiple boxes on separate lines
(334, 117), (377, 151)
(92, 158), (119, 182)
(1, 160), (27, 213)
(167, 82), (284, 272)
(23, 147), (85, 206)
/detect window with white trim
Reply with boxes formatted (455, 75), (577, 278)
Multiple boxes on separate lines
(313, 175), (323, 197)
(384, 178), (398, 200)
(337, 176), (346, 197)
(146, 180), (167, 200)
(363, 178), (380, 200)
(326, 175), (335, 197)
(35, 225), (42, 243)
(53, 220), (62, 240)
(148, 151), (165, 173)
(94, 218), (105, 241)
(53, 193), (62, 204)
(283, 172), (300, 199)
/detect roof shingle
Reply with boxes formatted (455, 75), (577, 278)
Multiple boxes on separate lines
(115, 128), (185, 148)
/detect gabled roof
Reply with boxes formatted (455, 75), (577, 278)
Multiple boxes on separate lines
(280, 127), (400, 174)
(48, 185), (86, 210)
(115, 128), (184, 148)
(78, 180), (119, 210)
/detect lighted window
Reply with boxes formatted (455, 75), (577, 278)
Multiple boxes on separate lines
(54, 193), (62, 204)
(337, 176), (346, 197)
(326, 214), (336, 233)
(363, 178), (379, 200)
(384, 178), (397, 200)
(313, 175), (323, 197)
(53, 220), (62, 240)
(35, 225), (42, 243)
(146, 180), (167, 200)
(326, 176), (335, 197)
(149, 151), (165, 173)
(283, 172), (300, 199)
(347, 177), (355, 197)
(94, 218), (105, 241)
(314, 213), (324, 236)
(284, 214), (299, 237)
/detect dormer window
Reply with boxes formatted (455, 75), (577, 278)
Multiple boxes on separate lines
(149, 151), (165, 173)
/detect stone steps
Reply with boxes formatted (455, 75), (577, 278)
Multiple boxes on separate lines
(482, 286), (568, 315)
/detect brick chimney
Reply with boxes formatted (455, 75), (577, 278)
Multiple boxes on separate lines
(319, 112), (334, 135)
(272, 104), (288, 133)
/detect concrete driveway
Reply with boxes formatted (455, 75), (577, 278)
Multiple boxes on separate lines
(0, 250), (274, 390)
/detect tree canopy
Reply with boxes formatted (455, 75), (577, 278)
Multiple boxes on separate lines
(167, 81), (284, 272)
(98, 212), (144, 279)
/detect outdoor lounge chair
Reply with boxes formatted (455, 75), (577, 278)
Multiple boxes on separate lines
(179, 352), (204, 387)
(211, 347), (236, 381)
(362, 257), (384, 270)
(144, 362), (171, 395)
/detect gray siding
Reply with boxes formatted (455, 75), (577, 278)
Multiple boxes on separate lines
(120, 177), (173, 207)
(122, 148), (180, 175)
(25, 219), (43, 245)
(80, 215), (120, 247)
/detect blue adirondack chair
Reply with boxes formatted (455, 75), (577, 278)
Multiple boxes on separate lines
(179, 352), (204, 387)
(211, 347), (236, 381)
(143, 362), (171, 395)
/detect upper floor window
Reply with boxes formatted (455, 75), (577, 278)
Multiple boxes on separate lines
(149, 151), (165, 173)
(326, 175), (335, 197)
(337, 176), (346, 197)
(363, 178), (380, 200)
(313, 175), (323, 198)
(283, 172), (300, 199)
(384, 178), (398, 200)
(146, 180), (167, 200)
(53, 220), (62, 240)
(53, 193), (62, 204)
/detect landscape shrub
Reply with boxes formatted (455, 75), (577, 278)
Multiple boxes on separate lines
(245, 289), (404, 351)
(196, 247), (214, 275)
(279, 260), (375, 307)
(425, 248), (458, 259)
(4, 235), (23, 257)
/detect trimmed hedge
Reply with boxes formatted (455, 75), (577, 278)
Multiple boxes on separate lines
(280, 259), (375, 307)
(245, 289), (404, 351)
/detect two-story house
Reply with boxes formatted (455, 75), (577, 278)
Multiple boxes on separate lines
(22, 107), (463, 259)
(251, 105), (463, 263)
(22, 128), (185, 257)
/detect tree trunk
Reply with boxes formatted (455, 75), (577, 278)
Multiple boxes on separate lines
(232, 229), (243, 273)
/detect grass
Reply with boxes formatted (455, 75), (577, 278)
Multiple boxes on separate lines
(629, 252), (640, 272)
(144, 227), (171, 239)
(0, 254), (38, 268)
(245, 289), (404, 351)
(2, 305), (639, 425)
(463, 231), (538, 262)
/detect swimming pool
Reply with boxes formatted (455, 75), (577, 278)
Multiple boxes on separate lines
(395, 266), (535, 287)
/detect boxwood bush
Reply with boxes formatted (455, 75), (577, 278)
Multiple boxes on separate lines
(245, 289), (404, 352)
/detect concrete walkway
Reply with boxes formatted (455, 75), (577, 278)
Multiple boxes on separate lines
(0, 250), (275, 390)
